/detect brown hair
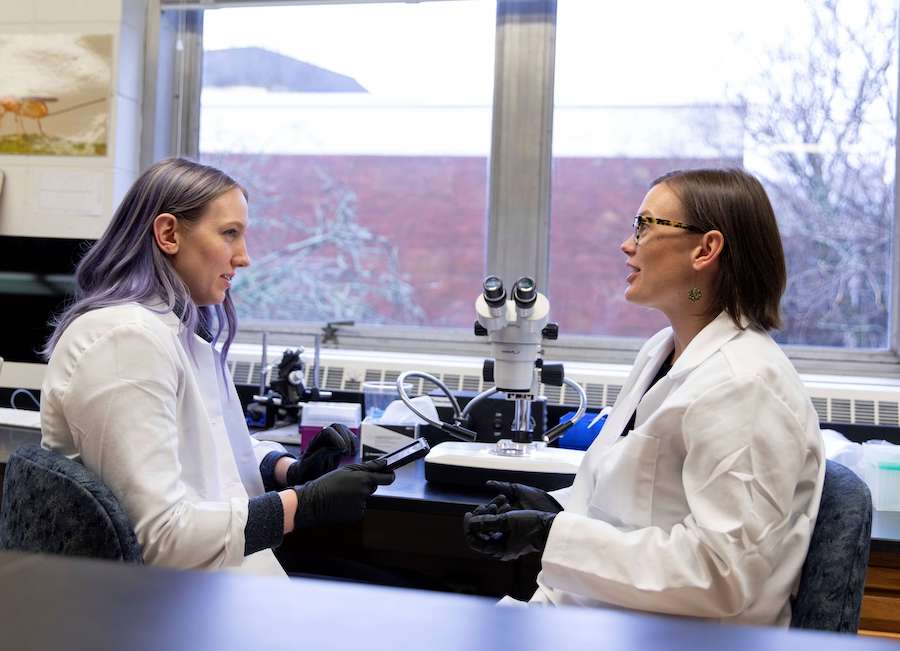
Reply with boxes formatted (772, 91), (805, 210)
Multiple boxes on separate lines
(652, 168), (785, 331)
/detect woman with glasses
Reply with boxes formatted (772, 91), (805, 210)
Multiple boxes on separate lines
(464, 169), (825, 626)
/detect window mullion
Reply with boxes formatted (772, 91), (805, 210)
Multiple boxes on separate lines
(172, 9), (204, 158)
(486, 0), (557, 292)
(891, 6), (900, 355)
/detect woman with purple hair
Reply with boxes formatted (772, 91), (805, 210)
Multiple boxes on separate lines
(39, 158), (394, 575)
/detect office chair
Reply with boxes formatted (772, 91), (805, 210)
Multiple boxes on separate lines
(790, 459), (872, 632)
(0, 445), (142, 563)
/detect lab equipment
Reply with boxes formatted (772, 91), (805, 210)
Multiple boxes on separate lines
(363, 381), (413, 420)
(299, 402), (362, 452)
(556, 408), (608, 450)
(360, 394), (439, 459)
(374, 437), (430, 471)
(449, 393), (548, 443)
(862, 440), (900, 511)
(249, 332), (333, 428)
(396, 276), (587, 489)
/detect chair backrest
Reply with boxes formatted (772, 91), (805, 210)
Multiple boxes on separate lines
(0, 445), (142, 563)
(790, 459), (872, 632)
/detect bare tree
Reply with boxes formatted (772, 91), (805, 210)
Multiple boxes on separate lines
(203, 153), (425, 325)
(738, 0), (897, 348)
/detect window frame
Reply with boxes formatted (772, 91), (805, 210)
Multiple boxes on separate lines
(147, 0), (900, 379)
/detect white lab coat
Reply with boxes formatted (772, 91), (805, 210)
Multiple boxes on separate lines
(41, 303), (287, 576)
(531, 312), (825, 626)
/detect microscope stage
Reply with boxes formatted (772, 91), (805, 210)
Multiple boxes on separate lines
(423, 441), (584, 491)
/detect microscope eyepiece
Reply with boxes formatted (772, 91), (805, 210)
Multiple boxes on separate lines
(482, 275), (506, 308)
(513, 276), (537, 308)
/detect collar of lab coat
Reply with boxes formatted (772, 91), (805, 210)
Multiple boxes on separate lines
(156, 308), (184, 331)
(143, 299), (213, 343)
(667, 311), (746, 380)
(592, 312), (744, 445)
(141, 298), (185, 332)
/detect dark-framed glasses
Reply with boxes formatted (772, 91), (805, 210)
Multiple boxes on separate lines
(632, 215), (704, 244)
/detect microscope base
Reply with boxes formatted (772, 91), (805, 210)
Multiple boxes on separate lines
(423, 442), (584, 491)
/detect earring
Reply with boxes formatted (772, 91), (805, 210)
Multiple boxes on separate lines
(688, 287), (702, 302)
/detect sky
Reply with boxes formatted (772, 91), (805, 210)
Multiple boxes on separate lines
(199, 0), (896, 162)
(201, 0), (817, 105)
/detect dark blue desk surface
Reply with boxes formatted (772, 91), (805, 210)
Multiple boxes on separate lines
(374, 460), (900, 551)
(0, 549), (895, 651)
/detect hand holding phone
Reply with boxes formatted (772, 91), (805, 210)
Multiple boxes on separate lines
(375, 438), (430, 471)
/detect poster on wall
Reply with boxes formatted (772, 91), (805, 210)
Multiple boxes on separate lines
(0, 33), (112, 156)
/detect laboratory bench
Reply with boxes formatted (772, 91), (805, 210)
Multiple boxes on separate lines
(2, 413), (900, 637)
(1, 549), (898, 651)
(275, 458), (900, 638)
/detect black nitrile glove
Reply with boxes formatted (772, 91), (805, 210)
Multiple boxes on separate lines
(463, 508), (556, 561)
(293, 459), (394, 529)
(485, 480), (563, 514)
(287, 423), (359, 485)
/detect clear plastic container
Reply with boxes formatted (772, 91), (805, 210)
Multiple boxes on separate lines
(362, 381), (413, 421)
(862, 441), (900, 511)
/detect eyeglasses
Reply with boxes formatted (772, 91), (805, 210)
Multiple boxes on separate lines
(632, 215), (704, 244)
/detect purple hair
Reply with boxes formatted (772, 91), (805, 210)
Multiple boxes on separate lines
(43, 158), (244, 375)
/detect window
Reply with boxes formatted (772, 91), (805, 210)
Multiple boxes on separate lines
(159, 0), (900, 372)
(197, 1), (496, 329)
(550, 0), (898, 349)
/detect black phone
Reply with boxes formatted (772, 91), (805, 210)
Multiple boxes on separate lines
(375, 438), (430, 471)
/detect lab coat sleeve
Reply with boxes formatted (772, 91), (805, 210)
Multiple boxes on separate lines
(61, 323), (248, 570)
(550, 486), (573, 509)
(539, 375), (807, 617)
(250, 435), (288, 466)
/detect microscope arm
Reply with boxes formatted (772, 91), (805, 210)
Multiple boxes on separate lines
(460, 386), (501, 421)
(396, 371), (478, 442)
(542, 378), (587, 444)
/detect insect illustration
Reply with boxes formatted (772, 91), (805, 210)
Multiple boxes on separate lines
(0, 96), (58, 135)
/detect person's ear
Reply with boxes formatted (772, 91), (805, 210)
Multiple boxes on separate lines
(153, 213), (180, 255)
(692, 230), (724, 272)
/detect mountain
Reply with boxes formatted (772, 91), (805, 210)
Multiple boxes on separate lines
(204, 47), (368, 93)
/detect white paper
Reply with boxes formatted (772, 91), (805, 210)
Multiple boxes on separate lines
(376, 396), (438, 425)
(252, 424), (300, 445)
(36, 169), (104, 217)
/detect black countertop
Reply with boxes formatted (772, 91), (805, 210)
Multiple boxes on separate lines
(372, 460), (900, 552)
(371, 457), (493, 515)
